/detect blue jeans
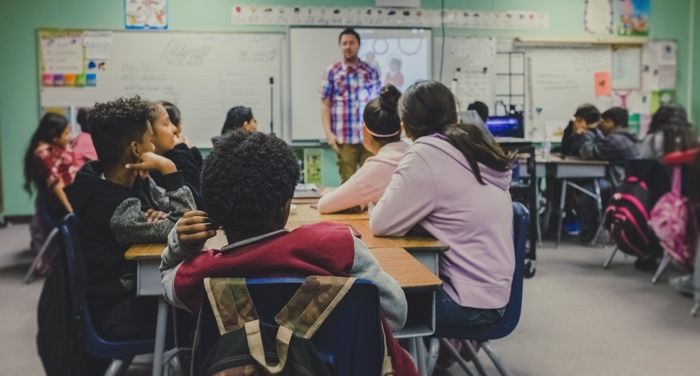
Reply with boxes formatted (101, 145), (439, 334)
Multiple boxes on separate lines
(436, 288), (505, 329)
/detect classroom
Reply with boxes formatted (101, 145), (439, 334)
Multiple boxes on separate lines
(1, 0), (699, 375)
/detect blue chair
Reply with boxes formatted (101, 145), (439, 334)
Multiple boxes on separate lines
(60, 214), (155, 376)
(193, 277), (384, 376)
(433, 202), (529, 376)
(24, 193), (63, 284)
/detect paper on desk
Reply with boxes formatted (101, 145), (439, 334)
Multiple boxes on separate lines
(295, 183), (318, 191)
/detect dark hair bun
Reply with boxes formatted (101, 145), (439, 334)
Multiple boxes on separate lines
(379, 85), (401, 112)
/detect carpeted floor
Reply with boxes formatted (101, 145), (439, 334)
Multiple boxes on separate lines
(1, 223), (698, 375)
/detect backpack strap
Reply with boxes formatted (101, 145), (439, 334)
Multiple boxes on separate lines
(672, 166), (682, 194)
(203, 277), (258, 335)
(204, 278), (295, 374)
(275, 276), (356, 339)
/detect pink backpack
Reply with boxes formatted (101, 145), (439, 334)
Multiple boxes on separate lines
(648, 166), (697, 270)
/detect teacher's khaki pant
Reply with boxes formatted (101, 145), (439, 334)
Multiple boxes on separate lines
(336, 143), (372, 182)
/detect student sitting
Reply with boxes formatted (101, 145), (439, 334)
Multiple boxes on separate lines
(559, 104), (602, 156)
(148, 101), (204, 208)
(24, 113), (80, 251)
(211, 105), (257, 146)
(65, 96), (195, 342)
(160, 130), (415, 374)
(467, 100), (489, 123)
(576, 107), (641, 243)
(370, 80), (514, 336)
(72, 107), (98, 166)
(161, 100), (204, 168)
(580, 107), (640, 161)
(639, 103), (699, 159)
(317, 85), (408, 214)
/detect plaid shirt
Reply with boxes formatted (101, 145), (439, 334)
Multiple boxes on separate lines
(320, 60), (381, 144)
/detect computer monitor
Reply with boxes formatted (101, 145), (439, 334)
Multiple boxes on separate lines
(485, 115), (524, 138)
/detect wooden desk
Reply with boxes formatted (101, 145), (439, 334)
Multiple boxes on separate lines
(289, 203), (369, 222)
(125, 244), (442, 344)
(518, 154), (608, 179)
(124, 245), (441, 291)
(291, 197), (319, 204)
(516, 154), (610, 247)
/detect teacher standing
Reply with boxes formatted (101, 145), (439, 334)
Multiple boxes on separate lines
(320, 28), (382, 182)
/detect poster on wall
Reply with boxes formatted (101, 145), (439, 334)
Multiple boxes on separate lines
(39, 31), (85, 88)
(618, 0), (649, 36)
(125, 0), (168, 30)
(584, 0), (613, 34)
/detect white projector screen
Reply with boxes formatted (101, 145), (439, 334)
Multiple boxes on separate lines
(290, 27), (432, 141)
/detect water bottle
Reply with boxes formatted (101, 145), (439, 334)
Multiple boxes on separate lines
(541, 136), (551, 161)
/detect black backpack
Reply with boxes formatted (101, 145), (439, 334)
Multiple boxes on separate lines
(195, 276), (392, 376)
(604, 175), (662, 257)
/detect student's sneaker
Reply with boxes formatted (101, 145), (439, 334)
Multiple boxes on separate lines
(670, 274), (697, 297)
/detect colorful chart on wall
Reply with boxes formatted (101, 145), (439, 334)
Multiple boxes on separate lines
(125, 0), (168, 30)
(618, 0), (650, 36)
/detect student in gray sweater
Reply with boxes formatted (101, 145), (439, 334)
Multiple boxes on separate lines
(66, 96), (195, 341)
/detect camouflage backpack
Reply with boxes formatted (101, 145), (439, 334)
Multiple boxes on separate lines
(195, 276), (393, 376)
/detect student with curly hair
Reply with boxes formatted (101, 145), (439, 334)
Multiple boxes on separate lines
(160, 130), (418, 375)
(317, 84), (408, 213)
(65, 96), (195, 343)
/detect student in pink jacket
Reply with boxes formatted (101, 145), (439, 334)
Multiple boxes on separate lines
(318, 84), (409, 214)
(371, 80), (515, 331)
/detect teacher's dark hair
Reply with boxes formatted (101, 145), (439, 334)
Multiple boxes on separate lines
(338, 28), (361, 45)
(399, 80), (513, 185)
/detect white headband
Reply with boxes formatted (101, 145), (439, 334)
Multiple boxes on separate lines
(366, 128), (401, 138)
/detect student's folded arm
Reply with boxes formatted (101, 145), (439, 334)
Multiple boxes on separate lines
(317, 167), (371, 213)
(349, 235), (407, 331)
(110, 198), (177, 244)
(578, 132), (599, 160)
(370, 151), (435, 236)
(148, 173), (196, 219)
(159, 221), (201, 311)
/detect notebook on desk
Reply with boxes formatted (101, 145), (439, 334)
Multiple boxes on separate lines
(294, 183), (321, 198)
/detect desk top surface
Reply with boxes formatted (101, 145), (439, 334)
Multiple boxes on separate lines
(126, 204), (446, 254)
(290, 203), (369, 221)
(536, 155), (609, 165)
(124, 245), (441, 290)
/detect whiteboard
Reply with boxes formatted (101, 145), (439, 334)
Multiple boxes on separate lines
(434, 36), (497, 113)
(289, 27), (432, 141)
(525, 47), (615, 141)
(40, 31), (284, 147)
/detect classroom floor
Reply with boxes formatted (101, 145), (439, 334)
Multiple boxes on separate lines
(1, 223), (698, 375)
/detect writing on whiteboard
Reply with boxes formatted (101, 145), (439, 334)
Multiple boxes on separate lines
(161, 39), (212, 66)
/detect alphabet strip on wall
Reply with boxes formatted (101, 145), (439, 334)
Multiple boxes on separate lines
(231, 5), (550, 31)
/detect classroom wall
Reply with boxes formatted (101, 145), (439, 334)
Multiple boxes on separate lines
(0, 0), (696, 216)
